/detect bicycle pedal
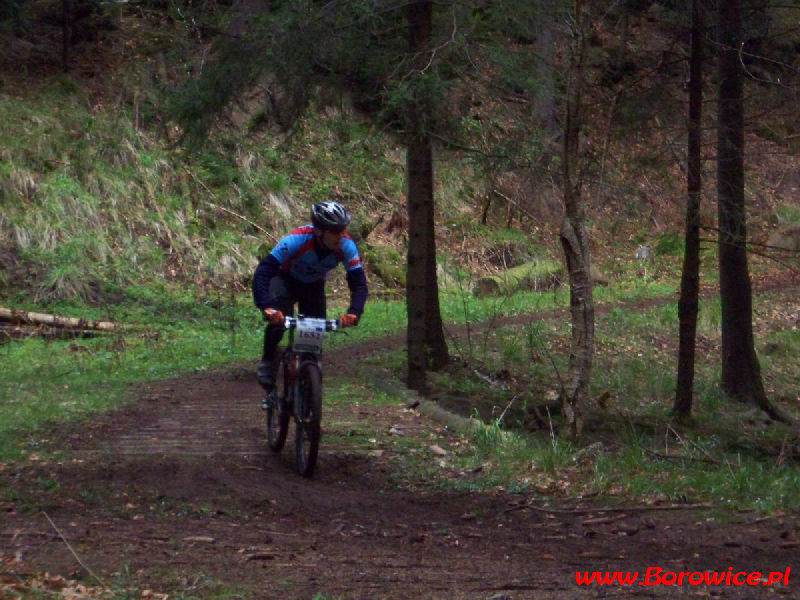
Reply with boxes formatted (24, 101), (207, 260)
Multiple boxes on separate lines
(262, 391), (276, 411)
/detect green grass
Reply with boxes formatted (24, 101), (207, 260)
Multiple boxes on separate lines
(400, 397), (800, 513)
(592, 430), (800, 513)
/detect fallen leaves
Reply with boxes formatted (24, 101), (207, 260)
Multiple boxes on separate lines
(0, 571), (121, 599)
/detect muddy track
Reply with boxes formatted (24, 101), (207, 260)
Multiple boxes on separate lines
(4, 374), (796, 599)
(2, 275), (799, 599)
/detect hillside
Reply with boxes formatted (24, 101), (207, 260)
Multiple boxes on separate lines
(2, 1), (799, 311)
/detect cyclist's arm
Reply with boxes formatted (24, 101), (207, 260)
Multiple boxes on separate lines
(346, 268), (368, 320)
(340, 237), (368, 322)
(252, 254), (281, 310)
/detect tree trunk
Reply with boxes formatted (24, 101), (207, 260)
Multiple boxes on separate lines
(716, 0), (792, 424)
(558, 0), (594, 438)
(534, 0), (558, 139)
(674, 0), (704, 417)
(405, 0), (448, 391)
(62, 0), (72, 72)
(559, 217), (594, 438)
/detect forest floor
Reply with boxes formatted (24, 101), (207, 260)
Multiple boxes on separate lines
(2, 281), (800, 600)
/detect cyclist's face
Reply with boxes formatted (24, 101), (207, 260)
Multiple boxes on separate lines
(320, 227), (345, 250)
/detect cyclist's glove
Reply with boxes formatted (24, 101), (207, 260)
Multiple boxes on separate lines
(338, 313), (358, 328)
(264, 308), (284, 325)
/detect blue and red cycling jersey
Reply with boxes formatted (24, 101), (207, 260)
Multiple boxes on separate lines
(272, 225), (362, 283)
(252, 225), (368, 317)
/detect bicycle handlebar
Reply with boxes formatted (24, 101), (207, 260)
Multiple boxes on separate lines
(283, 316), (339, 332)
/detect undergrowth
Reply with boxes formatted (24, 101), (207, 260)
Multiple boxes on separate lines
(346, 283), (800, 514)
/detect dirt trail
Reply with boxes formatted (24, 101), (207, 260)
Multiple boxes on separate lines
(3, 279), (800, 599)
(2, 368), (797, 599)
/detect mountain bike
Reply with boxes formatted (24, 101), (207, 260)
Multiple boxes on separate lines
(262, 315), (338, 477)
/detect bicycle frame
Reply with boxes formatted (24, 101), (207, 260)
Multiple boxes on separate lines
(282, 315), (336, 395)
(264, 315), (338, 477)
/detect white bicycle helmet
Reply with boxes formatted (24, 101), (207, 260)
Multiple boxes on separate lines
(311, 201), (351, 230)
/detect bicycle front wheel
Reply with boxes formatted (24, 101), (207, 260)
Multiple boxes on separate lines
(295, 362), (322, 477)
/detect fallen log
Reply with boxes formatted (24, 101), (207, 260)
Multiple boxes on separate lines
(473, 258), (564, 297)
(0, 307), (116, 332)
(472, 260), (610, 297)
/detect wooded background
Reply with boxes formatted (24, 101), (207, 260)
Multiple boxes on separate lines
(2, 0), (799, 435)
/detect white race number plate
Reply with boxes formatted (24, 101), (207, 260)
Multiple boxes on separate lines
(292, 318), (326, 353)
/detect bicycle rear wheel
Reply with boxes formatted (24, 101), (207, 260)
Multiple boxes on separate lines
(266, 359), (289, 452)
(295, 362), (322, 477)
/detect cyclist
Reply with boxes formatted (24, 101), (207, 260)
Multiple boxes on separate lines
(252, 201), (368, 391)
